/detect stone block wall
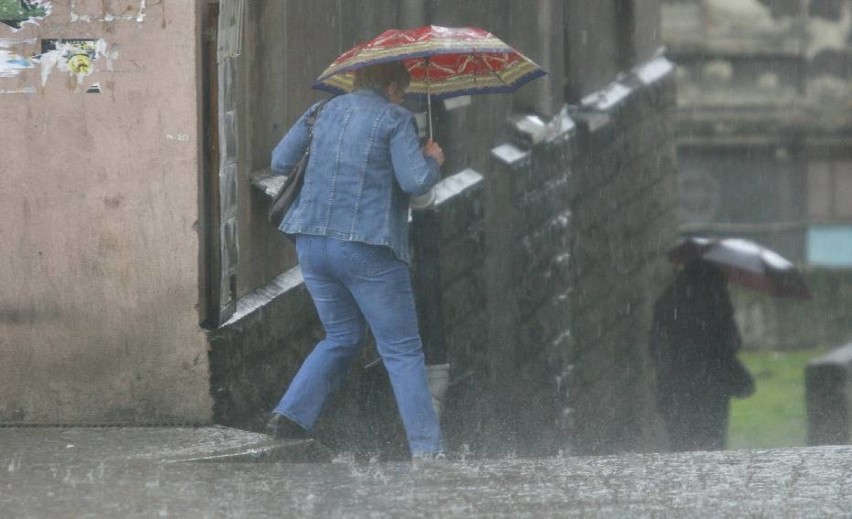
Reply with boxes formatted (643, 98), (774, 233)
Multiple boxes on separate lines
(567, 59), (681, 455)
(439, 57), (679, 457)
(471, 120), (577, 456)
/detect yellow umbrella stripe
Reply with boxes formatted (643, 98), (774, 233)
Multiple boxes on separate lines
(406, 64), (541, 94)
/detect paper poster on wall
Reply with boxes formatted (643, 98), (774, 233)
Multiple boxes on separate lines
(0, 0), (51, 31)
(1, 37), (115, 93)
(38, 38), (112, 90)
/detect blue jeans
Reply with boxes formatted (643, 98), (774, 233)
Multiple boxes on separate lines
(273, 235), (442, 455)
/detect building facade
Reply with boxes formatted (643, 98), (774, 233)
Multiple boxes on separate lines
(1, 1), (210, 424)
(662, 0), (852, 350)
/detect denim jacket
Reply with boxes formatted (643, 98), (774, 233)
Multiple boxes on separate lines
(271, 89), (439, 263)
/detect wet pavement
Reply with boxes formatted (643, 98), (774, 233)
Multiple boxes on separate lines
(1, 427), (851, 518)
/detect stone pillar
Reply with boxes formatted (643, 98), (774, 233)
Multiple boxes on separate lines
(806, 343), (852, 446)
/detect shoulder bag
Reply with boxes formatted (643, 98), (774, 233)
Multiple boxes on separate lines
(268, 98), (330, 227)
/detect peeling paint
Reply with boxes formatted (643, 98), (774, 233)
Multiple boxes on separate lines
(0, 37), (36, 82)
(69, 0), (146, 24)
(1, 36), (118, 92)
(0, 49), (33, 77)
(0, 86), (35, 93)
(0, 0), (52, 31)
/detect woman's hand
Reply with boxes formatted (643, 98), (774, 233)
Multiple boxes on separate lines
(422, 139), (445, 167)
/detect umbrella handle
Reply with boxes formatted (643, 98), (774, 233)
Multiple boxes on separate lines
(428, 90), (432, 140)
(426, 57), (433, 141)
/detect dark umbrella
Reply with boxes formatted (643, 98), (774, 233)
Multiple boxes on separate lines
(668, 237), (811, 299)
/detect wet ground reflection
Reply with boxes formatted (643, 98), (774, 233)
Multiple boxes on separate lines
(2, 427), (850, 517)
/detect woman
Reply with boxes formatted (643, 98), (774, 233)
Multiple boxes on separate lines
(649, 259), (755, 451)
(265, 61), (445, 459)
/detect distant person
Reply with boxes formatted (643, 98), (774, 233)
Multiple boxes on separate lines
(650, 260), (756, 451)
(264, 61), (446, 460)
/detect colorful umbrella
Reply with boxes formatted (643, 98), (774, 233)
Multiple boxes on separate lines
(668, 237), (812, 300)
(312, 25), (546, 136)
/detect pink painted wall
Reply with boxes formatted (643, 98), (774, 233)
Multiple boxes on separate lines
(0, 2), (211, 423)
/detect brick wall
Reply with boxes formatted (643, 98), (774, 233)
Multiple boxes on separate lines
(471, 116), (577, 456)
(466, 57), (680, 456)
(567, 59), (680, 455)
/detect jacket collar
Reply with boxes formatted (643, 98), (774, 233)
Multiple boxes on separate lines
(353, 88), (390, 101)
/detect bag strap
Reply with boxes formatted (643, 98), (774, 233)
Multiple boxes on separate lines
(305, 97), (331, 136)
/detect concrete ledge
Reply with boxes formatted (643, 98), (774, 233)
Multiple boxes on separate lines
(433, 168), (483, 206)
(222, 266), (304, 327)
(250, 167), (283, 199)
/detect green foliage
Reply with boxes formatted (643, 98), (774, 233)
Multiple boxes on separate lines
(0, 1), (47, 22)
(728, 348), (829, 449)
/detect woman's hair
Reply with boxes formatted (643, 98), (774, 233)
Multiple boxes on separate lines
(353, 61), (411, 91)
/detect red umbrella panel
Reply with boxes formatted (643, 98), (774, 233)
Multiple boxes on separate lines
(313, 25), (547, 101)
(668, 237), (812, 300)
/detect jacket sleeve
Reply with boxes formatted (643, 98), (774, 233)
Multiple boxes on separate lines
(270, 102), (319, 174)
(388, 109), (440, 196)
